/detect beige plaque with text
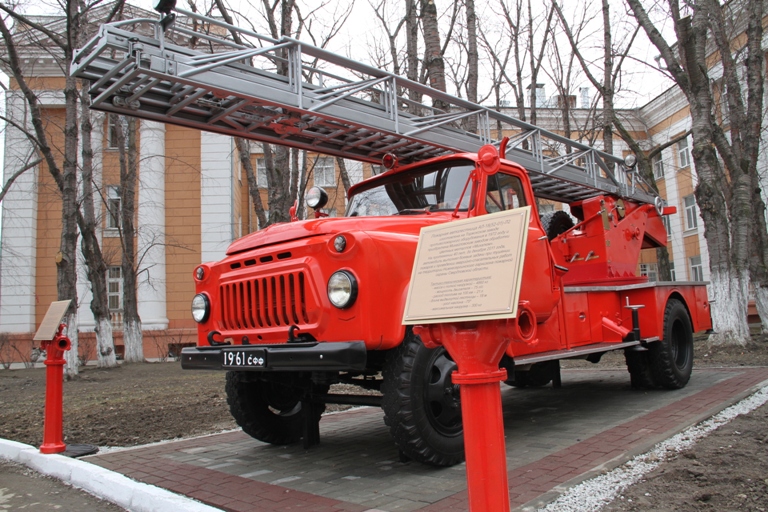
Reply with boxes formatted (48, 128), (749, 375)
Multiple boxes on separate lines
(402, 206), (530, 325)
(33, 300), (72, 341)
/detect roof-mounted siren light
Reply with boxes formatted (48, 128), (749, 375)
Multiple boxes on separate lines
(382, 153), (398, 170)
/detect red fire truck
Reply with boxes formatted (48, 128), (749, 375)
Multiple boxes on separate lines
(74, 3), (711, 466)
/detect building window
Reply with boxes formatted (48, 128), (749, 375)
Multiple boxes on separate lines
(677, 137), (691, 168)
(640, 263), (658, 282)
(662, 215), (672, 237)
(314, 157), (336, 187)
(107, 114), (128, 149)
(683, 194), (698, 231)
(107, 266), (124, 329)
(670, 262), (676, 281)
(255, 158), (268, 188)
(106, 186), (121, 230)
(652, 152), (664, 180)
(689, 255), (703, 282)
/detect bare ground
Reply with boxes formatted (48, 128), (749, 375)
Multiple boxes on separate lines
(1, 336), (767, 511)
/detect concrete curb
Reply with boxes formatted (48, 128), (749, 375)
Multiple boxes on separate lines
(0, 439), (223, 512)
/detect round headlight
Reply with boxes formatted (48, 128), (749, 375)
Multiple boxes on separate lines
(624, 153), (638, 169)
(333, 235), (347, 253)
(306, 186), (329, 209)
(195, 266), (205, 280)
(191, 294), (210, 323)
(327, 271), (358, 309)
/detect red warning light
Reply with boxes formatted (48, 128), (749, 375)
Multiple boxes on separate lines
(382, 153), (398, 170)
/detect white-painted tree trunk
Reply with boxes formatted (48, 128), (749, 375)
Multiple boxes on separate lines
(63, 312), (79, 379)
(753, 283), (768, 334)
(708, 268), (751, 346)
(123, 319), (144, 363)
(96, 318), (117, 367)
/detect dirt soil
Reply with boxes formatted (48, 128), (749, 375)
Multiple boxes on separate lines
(1, 336), (767, 511)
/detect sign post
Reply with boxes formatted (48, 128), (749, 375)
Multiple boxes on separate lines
(404, 192), (530, 511)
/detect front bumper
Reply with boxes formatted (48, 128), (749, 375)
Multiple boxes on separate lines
(180, 341), (367, 372)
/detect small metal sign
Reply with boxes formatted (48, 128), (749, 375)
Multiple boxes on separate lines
(403, 207), (530, 325)
(33, 300), (72, 341)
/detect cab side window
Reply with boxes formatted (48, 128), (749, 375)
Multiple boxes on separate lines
(485, 173), (527, 213)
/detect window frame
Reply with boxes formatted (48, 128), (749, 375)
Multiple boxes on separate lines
(652, 152), (664, 180)
(314, 157), (336, 187)
(683, 194), (698, 231)
(689, 255), (703, 282)
(106, 186), (121, 231)
(677, 137), (691, 168)
(256, 158), (268, 188)
(107, 114), (129, 150)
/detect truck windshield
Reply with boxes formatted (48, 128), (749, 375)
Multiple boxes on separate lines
(346, 160), (475, 217)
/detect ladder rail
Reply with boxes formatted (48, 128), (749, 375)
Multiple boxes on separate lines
(72, 7), (659, 205)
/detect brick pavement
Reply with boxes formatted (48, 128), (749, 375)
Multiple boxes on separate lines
(87, 367), (768, 511)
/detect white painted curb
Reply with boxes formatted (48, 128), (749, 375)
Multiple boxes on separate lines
(0, 439), (223, 512)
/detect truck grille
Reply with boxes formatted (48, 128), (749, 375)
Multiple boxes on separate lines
(219, 272), (310, 329)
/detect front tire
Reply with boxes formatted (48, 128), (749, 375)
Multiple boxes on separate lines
(381, 330), (464, 466)
(225, 372), (326, 445)
(649, 299), (694, 389)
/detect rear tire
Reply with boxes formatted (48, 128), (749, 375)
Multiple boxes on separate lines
(649, 299), (694, 389)
(225, 372), (326, 445)
(624, 350), (656, 389)
(381, 330), (464, 467)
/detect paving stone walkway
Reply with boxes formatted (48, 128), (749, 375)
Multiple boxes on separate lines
(86, 367), (768, 511)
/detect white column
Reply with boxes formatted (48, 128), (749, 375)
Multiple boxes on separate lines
(200, 133), (234, 262)
(0, 93), (39, 333)
(137, 120), (168, 329)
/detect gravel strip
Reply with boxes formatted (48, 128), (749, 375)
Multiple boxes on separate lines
(541, 385), (768, 512)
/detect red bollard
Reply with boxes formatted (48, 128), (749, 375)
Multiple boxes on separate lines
(415, 322), (511, 512)
(39, 323), (72, 454)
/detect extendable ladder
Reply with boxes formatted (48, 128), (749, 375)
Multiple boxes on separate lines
(72, 6), (658, 205)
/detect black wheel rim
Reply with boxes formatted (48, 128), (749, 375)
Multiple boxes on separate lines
(423, 349), (462, 436)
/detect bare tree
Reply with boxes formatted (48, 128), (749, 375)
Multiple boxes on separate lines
(627, 0), (765, 345)
(79, 89), (116, 368)
(0, 0), (127, 374)
(115, 116), (143, 362)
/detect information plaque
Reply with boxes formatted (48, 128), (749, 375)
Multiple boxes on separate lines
(33, 300), (72, 341)
(402, 207), (530, 325)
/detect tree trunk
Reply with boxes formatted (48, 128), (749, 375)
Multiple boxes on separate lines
(465, 0), (478, 133)
(236, 138), (269, 229)
(121, 117), (143, 362)
(420, 0), (448, 109)
(61, 71), (81, 378)
(80, 96), (116, 367)
(336, 157), (352, 193)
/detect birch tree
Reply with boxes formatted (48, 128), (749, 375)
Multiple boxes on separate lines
(626, 0), (765, 345)
(0, 0), (126, 374)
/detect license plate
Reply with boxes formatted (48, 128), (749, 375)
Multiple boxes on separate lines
(222, 350), (266, 368)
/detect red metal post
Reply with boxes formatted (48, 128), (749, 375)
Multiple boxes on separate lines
(415, 322), (511, 512)
(39, 324), (71, 454)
